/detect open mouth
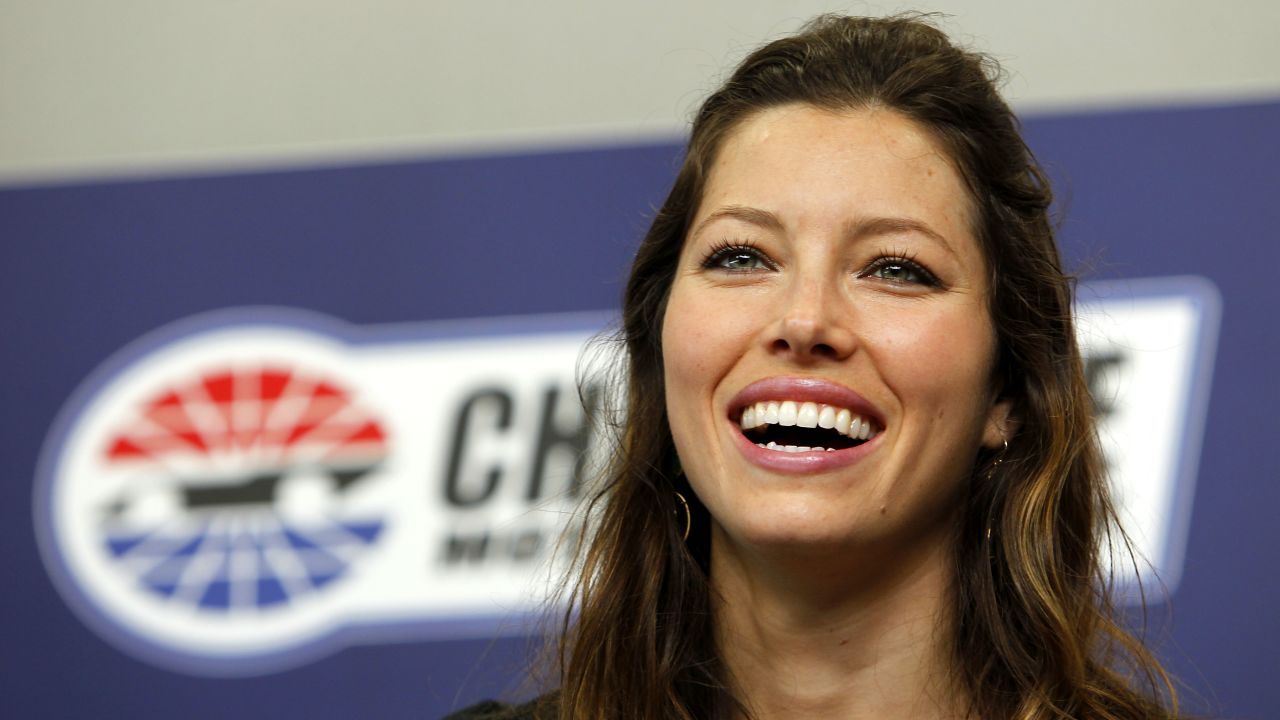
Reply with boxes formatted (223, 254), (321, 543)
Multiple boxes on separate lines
(738, 400), (879, 453)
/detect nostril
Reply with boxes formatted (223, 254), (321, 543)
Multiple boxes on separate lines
(771, 338), (839, 359)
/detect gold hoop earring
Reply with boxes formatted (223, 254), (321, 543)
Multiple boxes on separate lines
(985, 437), (1009, 542)
(986, 436), (1009, 480)
(674, 492), (691, 541)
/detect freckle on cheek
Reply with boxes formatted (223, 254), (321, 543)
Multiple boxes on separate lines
(879, 505), (887, 515)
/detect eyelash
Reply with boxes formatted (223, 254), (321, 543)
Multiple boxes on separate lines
(700, 240), (942, 288)
(700, 240), (775, 272)
(859, 251), (942, 287)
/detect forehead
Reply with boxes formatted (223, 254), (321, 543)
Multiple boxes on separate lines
(697, 104), (976, 248)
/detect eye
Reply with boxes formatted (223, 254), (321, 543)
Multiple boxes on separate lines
(859, 255), (940, 287)
(701, 241), (776, 272)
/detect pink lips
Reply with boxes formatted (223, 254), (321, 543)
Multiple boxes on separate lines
(728, 377), (884, 474)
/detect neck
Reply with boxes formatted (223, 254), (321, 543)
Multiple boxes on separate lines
(711, 528), (966, 720)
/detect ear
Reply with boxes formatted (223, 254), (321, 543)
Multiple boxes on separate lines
(982, 395), (1017, 450)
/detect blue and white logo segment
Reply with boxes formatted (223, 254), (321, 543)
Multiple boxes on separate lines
(36, 310), (601, 675)
(1075, 276), (1221, 597)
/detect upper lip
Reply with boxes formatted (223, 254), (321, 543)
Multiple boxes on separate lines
(728, 376), (884, 427)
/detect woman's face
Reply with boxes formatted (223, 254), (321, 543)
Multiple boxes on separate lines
(662, 104), (1010, 557)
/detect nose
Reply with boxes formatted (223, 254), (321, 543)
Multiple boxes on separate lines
(768, 277), (856, 361)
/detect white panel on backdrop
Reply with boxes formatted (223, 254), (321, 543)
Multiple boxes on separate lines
(1074, 276), (1220, 596)
(36, 310), (607, 675)
(35, 277), (1219, 675)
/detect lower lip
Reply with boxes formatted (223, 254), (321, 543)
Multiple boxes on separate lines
(731, 425), (879, 474)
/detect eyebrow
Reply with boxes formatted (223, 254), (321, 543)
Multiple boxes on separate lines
(846, 216), (957, 257)
(691, 204), (957, 256)
(689, 205), (784, 240)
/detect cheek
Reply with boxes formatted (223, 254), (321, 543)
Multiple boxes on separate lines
(868, 302), (996, 419)
(661, 285), (712, 435)
(661, 288), (704, 394)
(661, 281), (760, 450)
(661, 282), (746, 392)
(662, 287), (713, 481)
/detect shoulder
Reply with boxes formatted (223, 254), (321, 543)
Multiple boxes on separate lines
(441, 694), (557, 720)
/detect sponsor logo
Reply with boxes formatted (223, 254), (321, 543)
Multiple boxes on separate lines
(35, 277), (1217, 674)
(98, 364), (389, 612)
(1075, 276), (1220, 596)
(36, 308), (605, 675)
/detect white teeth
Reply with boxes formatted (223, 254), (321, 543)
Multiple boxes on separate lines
(757, 444), (832, 454)
(739, 398), (879, 440)
(796, 402), (819, 428)
(778, 401), (798, 426)
(764, 402), (780, 424)
(835, 408), (852, 435)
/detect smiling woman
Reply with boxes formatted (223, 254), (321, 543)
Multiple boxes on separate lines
(447, 13), (1180, 720)
(664, 107), (1008, 570)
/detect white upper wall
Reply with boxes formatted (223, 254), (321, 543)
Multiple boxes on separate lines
(2, 0), (1278, 183)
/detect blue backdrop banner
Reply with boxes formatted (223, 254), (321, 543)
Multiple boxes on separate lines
(2, 100), (1277, 718)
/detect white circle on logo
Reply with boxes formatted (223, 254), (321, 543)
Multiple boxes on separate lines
(36, 311), (395, 672)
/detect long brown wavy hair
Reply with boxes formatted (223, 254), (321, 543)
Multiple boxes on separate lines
(543, 13), (1179, 720)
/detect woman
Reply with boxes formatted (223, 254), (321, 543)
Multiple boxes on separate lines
(452, 13), (1178, 720)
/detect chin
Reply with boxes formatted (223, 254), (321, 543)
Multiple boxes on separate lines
(710, 498), (876, 550)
